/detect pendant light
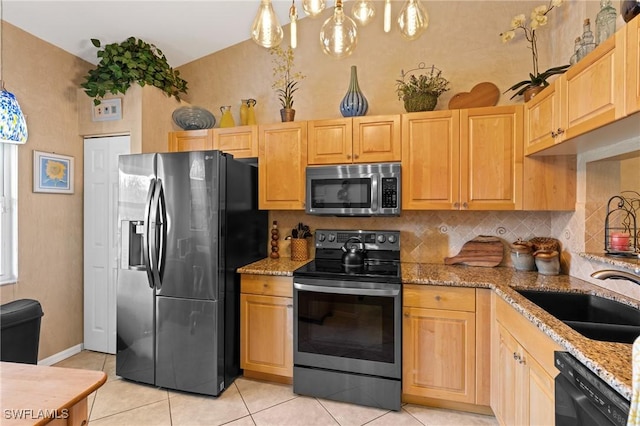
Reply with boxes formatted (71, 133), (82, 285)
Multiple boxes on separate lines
(251, 0), (284, 48)
(383, 0), (392, 33)
(0, 0), (28, 144)
(290, 0), (298, 49)
(302, 0), (326, 18)
(319, 0), (358, 58)
(351, 0), (375, 26)
(397, 0), (428, 40)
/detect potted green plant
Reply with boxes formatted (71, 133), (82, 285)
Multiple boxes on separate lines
(395, 65), (450, 112)
(270, 45), (305, 122)
(500, 0), (569, 101)
(81, 37), (188, 105)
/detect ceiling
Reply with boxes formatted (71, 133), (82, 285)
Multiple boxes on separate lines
(2, 0), (309, 67)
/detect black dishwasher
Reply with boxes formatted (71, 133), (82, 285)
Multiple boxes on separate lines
(555, 351), (629, 426)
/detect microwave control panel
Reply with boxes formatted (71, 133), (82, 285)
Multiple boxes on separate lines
(381, 178), (398, 208)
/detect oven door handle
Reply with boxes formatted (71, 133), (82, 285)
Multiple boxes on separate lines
(294, 282), (400, 297)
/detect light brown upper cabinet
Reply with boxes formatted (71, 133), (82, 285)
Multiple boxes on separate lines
(402, 106), (523, 210)
(168, 129), (213, 152)
(212, 126), (258, 158)
(627, 15), (640, 115)
(168, 126), (257, 158)
(258, 121), (307, 210)
(525, 24), (627, 155)
(307, 115), (401, 165)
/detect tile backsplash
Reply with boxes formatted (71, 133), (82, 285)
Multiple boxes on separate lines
(269, 210), (554, 266)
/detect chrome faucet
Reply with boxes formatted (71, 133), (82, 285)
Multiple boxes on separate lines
(591, 270), (640, 285)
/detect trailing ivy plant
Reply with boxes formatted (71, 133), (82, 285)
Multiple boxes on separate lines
(81, 37), (188, 105)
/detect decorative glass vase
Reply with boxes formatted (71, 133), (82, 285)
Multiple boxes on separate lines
(219, 106), (235, 128)
(596, 0), (617, 45)
(340, 65), (368, 117)
(402, 92), (438, 112)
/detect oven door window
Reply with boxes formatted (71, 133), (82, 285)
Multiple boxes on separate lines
(297, 291), (395, 363)
(309, 178), (371, 209)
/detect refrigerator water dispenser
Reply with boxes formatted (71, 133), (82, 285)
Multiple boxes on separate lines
(122, 220), (145, 270)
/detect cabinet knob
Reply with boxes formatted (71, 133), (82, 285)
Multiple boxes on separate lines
(434, 295), (441, 302)
(556, 128), (565, 135)
(287, 304), (293, 309)
(462, 202), (468, 209)
(346, 155), (352, 159)
(354, 154), (359, 159)
(453, 202), (460, 209)
(551, 130), (557, 138)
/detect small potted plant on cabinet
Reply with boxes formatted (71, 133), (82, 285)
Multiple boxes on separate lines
(396, 64), (450, 112)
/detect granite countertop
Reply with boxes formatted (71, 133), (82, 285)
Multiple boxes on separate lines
(237, 257), (637, 400)
(237, 257), (312, 276)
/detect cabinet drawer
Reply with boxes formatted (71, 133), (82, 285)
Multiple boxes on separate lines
(241, 274), (293, 298)
(403, 285), (475, 312)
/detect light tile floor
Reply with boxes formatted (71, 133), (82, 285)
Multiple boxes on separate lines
(54, 351), (498, 426)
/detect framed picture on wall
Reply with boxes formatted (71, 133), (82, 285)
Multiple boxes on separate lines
(33, 150), (74, 194)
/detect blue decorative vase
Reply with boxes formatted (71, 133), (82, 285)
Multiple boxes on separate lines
(340, 65), (368, 117)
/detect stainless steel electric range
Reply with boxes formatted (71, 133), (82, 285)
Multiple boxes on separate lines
(292, 229), (402, 411)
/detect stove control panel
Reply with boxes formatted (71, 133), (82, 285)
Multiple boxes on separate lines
(315, 229), (400, 251)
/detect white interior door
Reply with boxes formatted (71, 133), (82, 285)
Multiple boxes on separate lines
(84, 135), (130, 353)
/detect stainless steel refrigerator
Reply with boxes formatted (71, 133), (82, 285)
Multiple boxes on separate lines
(116, 151), (267, 396)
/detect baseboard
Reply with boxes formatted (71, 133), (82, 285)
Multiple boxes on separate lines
(38, 343), (83, 366)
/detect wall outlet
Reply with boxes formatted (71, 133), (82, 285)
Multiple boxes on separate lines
(92, 98), (122, 122)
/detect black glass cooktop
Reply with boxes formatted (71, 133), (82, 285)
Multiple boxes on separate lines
(293, 258), (401, 284)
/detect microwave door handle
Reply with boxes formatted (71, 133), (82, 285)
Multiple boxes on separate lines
(371, 174), (378, 211)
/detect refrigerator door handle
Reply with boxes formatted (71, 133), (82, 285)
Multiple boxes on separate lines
(156, 180), (168, 288)
(143, 178), (157, 289)
(150, 178), (163, 290)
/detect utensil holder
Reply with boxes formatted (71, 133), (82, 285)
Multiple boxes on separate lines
(291, 239), (308, 261)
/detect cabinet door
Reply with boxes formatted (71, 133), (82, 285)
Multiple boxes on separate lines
(212, 126), (257, 158)
(524, 81), (562, 155)
(401, 111), (461, 210)
(492, 324), (522, 426)
(353, 115), (401, 163)
(258, 122), (307, 210)
(168, 129), (213, 152)
(561, 34), (625, 140)
(240, 293), (293, 378)
(403, 306), (476, 403)
(526, 353), (556, 426)
(307, 118), (353, 164)
(461, 105), (523, 210)
(627, 15), (640, 115)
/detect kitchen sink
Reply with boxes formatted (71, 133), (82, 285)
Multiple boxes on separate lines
(515, 289), (640, 344)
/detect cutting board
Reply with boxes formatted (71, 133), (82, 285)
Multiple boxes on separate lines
(444, 235), (504, 267)
(448, 82), (500, 109)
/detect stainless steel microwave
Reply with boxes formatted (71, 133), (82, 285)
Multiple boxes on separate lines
(305, 163), (401, 216)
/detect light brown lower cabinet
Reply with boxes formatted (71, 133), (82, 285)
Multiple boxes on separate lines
(402, 285), (491, 412)
(492, 294), (560, 426)
(240, 274), (293, 383)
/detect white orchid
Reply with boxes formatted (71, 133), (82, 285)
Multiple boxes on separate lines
(499, 0), (569, 99)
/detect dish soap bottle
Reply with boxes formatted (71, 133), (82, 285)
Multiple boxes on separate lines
(596, 0), (617, 45)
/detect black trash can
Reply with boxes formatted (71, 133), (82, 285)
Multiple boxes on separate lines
(1, 299), (44, 364)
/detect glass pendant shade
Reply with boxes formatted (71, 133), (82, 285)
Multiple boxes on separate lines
(0, 89), (28, 144)
(383, 0), (392, 33)
(290, 1), (298, 48)
(320, 0), (358, 58)
(251, 0), (284, 48)
(302, 0), (326, 17)
(352, 0), (375, 26)
(397, 0), (428, 40)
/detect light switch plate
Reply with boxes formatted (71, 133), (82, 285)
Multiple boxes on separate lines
(92, 98), (122, 122)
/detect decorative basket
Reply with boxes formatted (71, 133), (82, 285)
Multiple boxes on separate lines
(403, 92), (438, 112)
(290, 239), (309, 261)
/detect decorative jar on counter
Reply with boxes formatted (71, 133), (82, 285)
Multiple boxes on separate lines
(510, 239), (535, 271)
(534, 250), (560, 276)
